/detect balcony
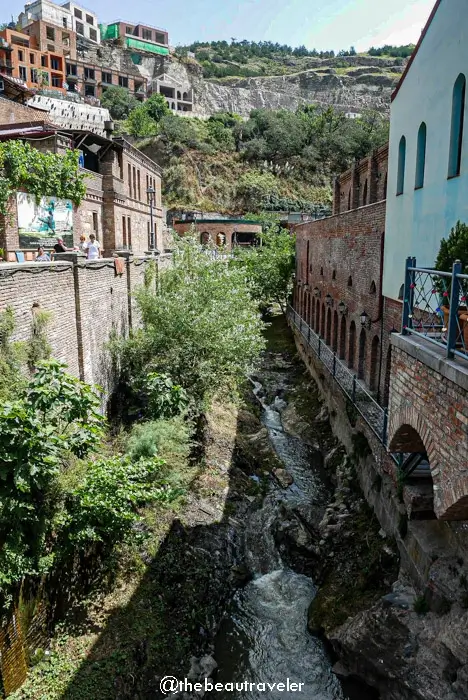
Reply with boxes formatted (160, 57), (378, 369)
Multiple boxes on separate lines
(401, 256), (468, 364)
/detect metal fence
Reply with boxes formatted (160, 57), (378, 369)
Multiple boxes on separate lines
(287, 306), (388, 445)
(402, 257), (468, 362)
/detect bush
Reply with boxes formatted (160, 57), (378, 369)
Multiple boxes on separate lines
(101, 86), (138, 120)
(140, 372), (189, 419)
(125, 106), (158, 137)
(60, 455), (180, 550)
(126, 416), (192, 467)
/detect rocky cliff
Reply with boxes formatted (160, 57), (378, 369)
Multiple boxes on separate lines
(82, 42), (404, 117)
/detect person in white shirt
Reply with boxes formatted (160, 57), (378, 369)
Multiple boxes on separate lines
(84, 234), (101, 260)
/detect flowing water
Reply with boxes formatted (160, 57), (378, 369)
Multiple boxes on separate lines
(210, 369), (347, 700)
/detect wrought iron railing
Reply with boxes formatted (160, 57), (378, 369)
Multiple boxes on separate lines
(402, 257), (468, 362)
(287, 306), (388, 445)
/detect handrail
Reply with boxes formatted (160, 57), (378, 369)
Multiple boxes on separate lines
(287, 305), (388, 445)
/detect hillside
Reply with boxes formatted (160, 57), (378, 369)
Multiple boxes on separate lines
(132, 104), (389, 214)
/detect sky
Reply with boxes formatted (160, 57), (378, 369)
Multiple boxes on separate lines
(5, 0), (436, 51)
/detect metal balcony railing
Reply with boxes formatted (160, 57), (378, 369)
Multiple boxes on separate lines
(287, 305), (388, 445)
(402, 257), (468, 362)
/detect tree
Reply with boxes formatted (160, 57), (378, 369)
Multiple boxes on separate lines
(125, 105), (158, 137)
(232, 225), (295, 313)
(101, 86), (138, 120)
(436, 221), (468, 274)
(144, 93), (170, 123)
(112, 236), (265, 409)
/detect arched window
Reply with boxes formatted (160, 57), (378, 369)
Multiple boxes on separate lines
(200, 231), (211, 245)
(369, 280), (377, 294)
(363, 178), (368, 205)
(320, 266), (324, 276)
(316, 302), (321, 333)
(358, 328), (367, 380)
(370, 335), (380, 392)
(383, 172), (388, 199)
(332, 269), (336, 280)
(339, 315), (347, 360)
(415, 122), (427, 189)
(326, 308), (332, 345)
(177, 91), (181, 99)
(347, 275), (353, 287)
(311, 297), (316, 329)
(216, 232), (226, 246)
(396, 135), (406, 195)
(348, 321), (356, 369)
(448, 73), (466, 178)
(306, 240), (310, 283)
(320, 303), (326, 338)
(332, 310), (339, 352)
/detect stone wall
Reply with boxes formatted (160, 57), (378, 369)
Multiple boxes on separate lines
(0, 253), (166, 398)
(294, 201), (387, 399)
(388, 334), (468, 520)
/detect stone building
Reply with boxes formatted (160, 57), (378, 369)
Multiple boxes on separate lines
(19, 0), (100, 44)
(292, 0), (468, 530)
(173, 218), (262, 249)
(0, 119), (163, 258)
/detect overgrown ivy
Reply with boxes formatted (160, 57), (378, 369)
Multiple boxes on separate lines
(0, 140), (87, 215)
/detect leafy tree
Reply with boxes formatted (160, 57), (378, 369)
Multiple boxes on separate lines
(232, 225), (295, 313)
(101, 86), (138, 120)
(139, 372), (189, 419)
(435, 221), (468, 282)
(112, 236), (265, 409)
(236, 170), (280, 210)
(144, 93), (170, 123)
(125, 105), (158, 137)
(0, 361), (104, 610)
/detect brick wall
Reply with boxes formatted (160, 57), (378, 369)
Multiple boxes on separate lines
(173, 221), (263, 249)
(0, 254), (156, 401)
(0, 98), (46, 125)
(294, 201), (388, 396)
(334, 144), (388, 215)
(388, 334), (468, 520)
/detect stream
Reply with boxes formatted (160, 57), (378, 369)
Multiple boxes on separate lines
(209, 361), (373, 700)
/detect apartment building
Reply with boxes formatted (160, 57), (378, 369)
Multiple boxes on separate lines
(101, 21), (169, 55)
(64, 59), (146, 99)
(19, 0), (99, 43)
(0, 26), (70, 93)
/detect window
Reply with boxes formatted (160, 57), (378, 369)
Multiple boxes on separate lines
(89, 28), (97, 42)
(66, 63), (77, 76)
(51, 57), (60, 71)
(76, 21), (84, 36)
(126, 26), (133, 35)
(137, 170), (141, 200)
(363, 178), (368, 205)
(19, 66), (27, 81)
(84, 84), (95, 96)
(332, 269), (336, 280)
(41, 55), (48, 67)
(396, 135), (406, 195)
(118, 76), (128, 88)
(74, 8), (82, 19)
(101, 71), (112, 84)
(155, 32), (166, 44)
(133, 167), (137, 202)
(84, 67), (95, 80)
(128, 164), (132, 197)
(46, 26), (55, 41)
(30, 68), (38, 83)
(127, 217), (132, 246)
(347, 275), (353, 287)
(142, 28), (152, 41)
(448, 74), (466, 178)
(62, 32), (70, 45)
(415, 122), (427, 189)
(51, 74), (61, 87)
(369, 280), (377, 294)
(18, 49), (24, 61)
(86, 14), (94, 25)
(63, 17), (68, 28)
(92, 212), (98, 232)
(320, 266), (323, 276)
(29, 53), (35, 64)
(123, 216), (127, 246)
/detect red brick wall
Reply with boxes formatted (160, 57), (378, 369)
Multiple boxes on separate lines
(0, 254), (156, 401)
(388, 336), (468, 520)
(334, 144), (388, 215)
(294, 201), (388, 396)
(174, 221), (263, 249)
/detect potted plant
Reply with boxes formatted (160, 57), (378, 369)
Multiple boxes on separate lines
(435, 220), (468, 346)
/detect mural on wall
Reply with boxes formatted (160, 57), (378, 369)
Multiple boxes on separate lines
(17, 193), (74, 249)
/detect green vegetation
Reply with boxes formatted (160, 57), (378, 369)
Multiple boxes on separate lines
(368, 44), (415, 58)
(125, 93), (170, 137)
(128, 105), (388, 213)
(435, 220), (468, 274)
(100, 85), (138, 120)
(232, 224), (295, 313)
(0, 141), (86, 215)
(112, 235), (265, 410)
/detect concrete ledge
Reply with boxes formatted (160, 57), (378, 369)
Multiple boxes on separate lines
(0, 260), (73, 272)
(391, 332), (468, 392)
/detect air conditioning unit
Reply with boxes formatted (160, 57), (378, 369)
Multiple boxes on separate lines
(0, 79), (4, 93)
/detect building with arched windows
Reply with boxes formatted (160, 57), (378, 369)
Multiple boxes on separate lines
(383, 0), (468, 301)
(172, 218), (262, 250)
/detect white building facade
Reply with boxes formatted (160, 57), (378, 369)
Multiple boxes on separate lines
(19, 0), (100, 43)
(383, 0), (468, 300)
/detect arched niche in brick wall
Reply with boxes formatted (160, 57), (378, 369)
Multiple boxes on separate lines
(348, 321), (356, 369)
(339, 315), (347, 360)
